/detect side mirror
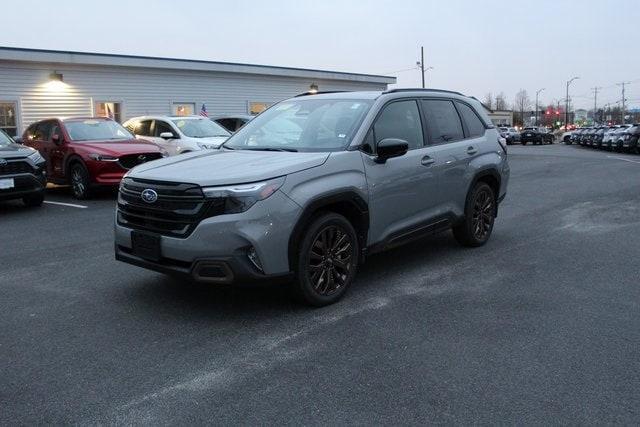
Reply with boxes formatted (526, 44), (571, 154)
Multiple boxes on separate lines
(375, 138), (409, 163)
(12, 136), (23, 144)
(51, 134), (63, 145)
(159, 132), (175, 140)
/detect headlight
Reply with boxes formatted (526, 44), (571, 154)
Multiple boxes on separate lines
(202, 177), (285, 213)
(28, 150), (45, 164)
(88, 154), (119, 161)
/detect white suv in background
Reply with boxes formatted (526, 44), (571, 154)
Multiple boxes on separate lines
(123, 116), (231, 155)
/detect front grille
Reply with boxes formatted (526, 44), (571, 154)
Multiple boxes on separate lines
(117, 178), (225, 237)
(118, 153), (163, 170)
(0, 160), (32, 176)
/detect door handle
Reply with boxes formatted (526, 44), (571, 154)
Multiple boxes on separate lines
(421, 155), (435, 166)
(467, 146), (478, 155)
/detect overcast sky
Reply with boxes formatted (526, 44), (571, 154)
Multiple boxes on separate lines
(3, 0), (639, 109)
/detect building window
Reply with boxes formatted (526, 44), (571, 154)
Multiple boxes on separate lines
(173, 103), (195, 116)
(95, 102), (122, 123)
(0, 102), (18, 137)
(249, 102), (271, 116)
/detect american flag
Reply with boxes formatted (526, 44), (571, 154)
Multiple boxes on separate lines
(200, 103), (208, 117)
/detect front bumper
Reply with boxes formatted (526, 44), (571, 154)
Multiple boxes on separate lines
(0, 172), (46, 201)
(114, 190), (301, 282)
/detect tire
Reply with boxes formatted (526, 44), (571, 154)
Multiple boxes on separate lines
(22, 192), (44, 207)
(293, 212), (359, 306)
(521, 141), (527, 146)
(70, 162), (91, 199)
(453, 182), (496, 247)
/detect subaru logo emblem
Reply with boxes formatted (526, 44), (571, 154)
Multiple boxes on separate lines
(0, 159), (7, 166)
(141, 189), (158, 203)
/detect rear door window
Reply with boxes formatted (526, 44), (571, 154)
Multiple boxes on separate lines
(456, 102), (486, 138)
(420, 99), (464, 144)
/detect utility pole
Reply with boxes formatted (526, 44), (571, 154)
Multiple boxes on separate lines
(591, 86), (602, 124)
(617, 81), (630, 124)
(420, 46), (425, 89)
(565, 77), (579, 129)
(535, 88), (545, 126)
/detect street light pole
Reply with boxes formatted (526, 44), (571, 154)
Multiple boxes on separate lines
(420, 46), (425, 89)
(535, 88), (545, 126)
(565, 77), (579, 129)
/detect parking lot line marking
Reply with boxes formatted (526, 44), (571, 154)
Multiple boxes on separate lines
(44, 201), (88, 209)
(607, 156), (640, 164)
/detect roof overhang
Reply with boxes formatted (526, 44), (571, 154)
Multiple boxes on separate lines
(0, 46), (396, 85)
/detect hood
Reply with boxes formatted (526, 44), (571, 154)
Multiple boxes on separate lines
(76, 139), (162, 156)
(129, 149), (330, 186)
(0, 143), (38, 159)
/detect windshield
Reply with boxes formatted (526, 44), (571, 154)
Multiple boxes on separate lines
(172, 118), (230, 138)
(223, 99), (373, 152)
(0, 129), (13, 146)
(65, 120), (134, 142)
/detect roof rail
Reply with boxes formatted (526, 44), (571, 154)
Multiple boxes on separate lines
(382, 88), (465, 96)
(294, 90), (349, 97)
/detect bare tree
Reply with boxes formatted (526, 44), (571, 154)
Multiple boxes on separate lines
(483, 93), (494, 110)
(513, 89), (531, 126)
(495, 92), (508, 110)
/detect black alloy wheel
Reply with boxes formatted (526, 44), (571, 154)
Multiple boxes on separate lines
(70, 163), (91, 199)
(453, 182), (496, 247)
(307, 225), (353, 296)
(294, 213), (359, 306)
(471, 187), (494, 241)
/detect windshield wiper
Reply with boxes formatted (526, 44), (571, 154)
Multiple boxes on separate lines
(243, 147), (298, 152)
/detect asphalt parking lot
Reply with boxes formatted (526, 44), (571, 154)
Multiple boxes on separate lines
(1, 143), (640, 425)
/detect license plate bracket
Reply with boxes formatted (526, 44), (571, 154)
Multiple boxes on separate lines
(131, 231), (161, 262)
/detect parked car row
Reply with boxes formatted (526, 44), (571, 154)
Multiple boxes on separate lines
(1, 112), (253, 202)
(565, 124), (640, 152)
(498, 126), (555, 145)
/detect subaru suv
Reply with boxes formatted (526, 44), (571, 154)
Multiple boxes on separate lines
(115, 90), (510, 306)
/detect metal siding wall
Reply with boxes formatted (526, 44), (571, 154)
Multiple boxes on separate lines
(0, 62), (388, 134)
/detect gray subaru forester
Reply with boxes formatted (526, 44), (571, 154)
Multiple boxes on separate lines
(115, 89), (510, 306)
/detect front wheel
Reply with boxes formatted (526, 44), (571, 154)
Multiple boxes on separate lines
(453, 182), (496, 247)
(293, 213), (359, 306)
(521, 141), (527, 146)
(70, 162), (91, 199)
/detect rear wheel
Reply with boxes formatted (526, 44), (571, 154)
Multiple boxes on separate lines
(453, 182), (496, 247)
(293, 213), (359, 306)
(70, 162), (91, 199)
(22, 193), (44, 207)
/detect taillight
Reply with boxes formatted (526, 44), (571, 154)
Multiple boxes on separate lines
(498, 136), (507, 154)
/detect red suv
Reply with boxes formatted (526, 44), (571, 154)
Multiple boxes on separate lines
(23, 117), (164, 198)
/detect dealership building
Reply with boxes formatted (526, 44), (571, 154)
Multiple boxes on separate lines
(0, 46), (395, 137)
